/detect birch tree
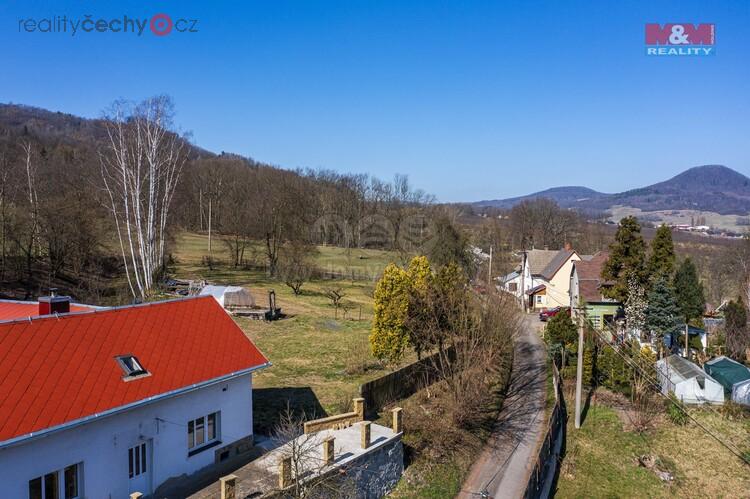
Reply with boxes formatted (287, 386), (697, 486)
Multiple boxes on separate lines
(99, 96), (186, 299)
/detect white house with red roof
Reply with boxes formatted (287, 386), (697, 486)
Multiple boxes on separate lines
(0, 295), (269, 498)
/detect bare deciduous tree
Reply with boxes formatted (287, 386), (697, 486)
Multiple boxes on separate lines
(99, 96), (186, 299)
(272, 407), (354, 498)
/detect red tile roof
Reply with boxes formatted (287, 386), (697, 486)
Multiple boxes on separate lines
(0, 296), (269, 445)
(573, 252), (615, 302)
(0, 300), (96, 322)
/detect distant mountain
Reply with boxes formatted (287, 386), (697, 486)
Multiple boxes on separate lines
(473, 186), (608, 209)
(475, 165), (750, 215)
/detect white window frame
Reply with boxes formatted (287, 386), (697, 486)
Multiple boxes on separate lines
(29, 462), (83, 499)
(128, 442), (148, 479)
(188, 411), (220, 453)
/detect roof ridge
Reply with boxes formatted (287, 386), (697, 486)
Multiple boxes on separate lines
(0, 295), (210, 326)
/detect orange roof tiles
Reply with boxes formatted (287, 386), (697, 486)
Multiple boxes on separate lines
(0, 300), (95, 321)
(0, 296), (269, 445)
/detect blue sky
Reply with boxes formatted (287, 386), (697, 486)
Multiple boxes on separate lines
(1, 1), (748, 202)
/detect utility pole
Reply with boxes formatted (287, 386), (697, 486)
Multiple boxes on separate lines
(487, 245), (493, 290)
(575, 312), (584, 429)
(208, 197), (212, 256)
(685, 323), (689, 359)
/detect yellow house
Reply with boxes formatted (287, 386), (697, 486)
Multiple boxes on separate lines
(522, 247), (587, 311)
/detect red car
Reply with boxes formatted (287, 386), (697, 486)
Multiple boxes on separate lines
(539, 306), (570, 322)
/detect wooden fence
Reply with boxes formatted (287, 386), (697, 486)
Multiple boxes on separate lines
(523, 361), (566, 499)
(358, 347), (455, 415)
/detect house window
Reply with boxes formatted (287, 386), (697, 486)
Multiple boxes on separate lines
(128, 443), (147, 479)
(29, 463), (81, 499)
(536, 295), (542, 304)
(188, 412), (220, 452)
(508, 283), (517, 292)
(116, 355), (149, 380)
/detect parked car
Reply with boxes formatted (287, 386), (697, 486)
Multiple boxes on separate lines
(539, 306), (570, 322)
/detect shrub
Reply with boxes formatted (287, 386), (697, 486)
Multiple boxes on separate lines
(666, 394), (688, 425)
(597, 345), (633, 396)
(545, 311), (577, 350)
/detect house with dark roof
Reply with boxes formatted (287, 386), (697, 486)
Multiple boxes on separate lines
(519, 246), (589, 311)
(0, 295), (269, 498)
(569, 252), (622, 330)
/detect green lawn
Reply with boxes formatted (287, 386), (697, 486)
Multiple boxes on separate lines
(170, 232), (410, 433)
(173, 231), (400, 279)
(556, 394), (750, 498)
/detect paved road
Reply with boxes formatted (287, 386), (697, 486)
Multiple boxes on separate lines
(458, 314), (547, 499)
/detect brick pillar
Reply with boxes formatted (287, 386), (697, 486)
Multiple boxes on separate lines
(323, 436), (335, 465)
(391, 407), (403, 433)
(220, 474), (238, 499)
(129, 494), (143, 499)
(279, 456), (292, 489)
(353, 397), (365, 420)
(360, 421), (371, 449)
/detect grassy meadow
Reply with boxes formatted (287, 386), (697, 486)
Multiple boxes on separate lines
(556, 389), (750, 498)
(170, 232), (410, 432)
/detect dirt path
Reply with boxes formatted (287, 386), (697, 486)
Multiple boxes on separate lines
(458, 314), (547, 499)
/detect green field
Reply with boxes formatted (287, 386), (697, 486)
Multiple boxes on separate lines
(170, 232), (410, 432)
(556, 393), (750, 498)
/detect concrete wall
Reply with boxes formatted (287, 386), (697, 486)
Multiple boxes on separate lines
(344, 436), (403, 499)
(0, 373), (254, 498)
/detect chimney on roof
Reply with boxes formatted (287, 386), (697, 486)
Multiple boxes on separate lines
(38, 289), (71, 315)
(564, 242), (572, 251)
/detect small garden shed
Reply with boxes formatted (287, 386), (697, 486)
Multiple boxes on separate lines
(704, 356), (750, 406)
(199, 285), (255, 310)
(656, 354), (724, 405)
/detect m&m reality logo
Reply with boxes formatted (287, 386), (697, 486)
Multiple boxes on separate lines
(645, 23), (715, 56)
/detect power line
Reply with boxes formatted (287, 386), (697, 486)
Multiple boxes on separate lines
(589, 327), (750, 466)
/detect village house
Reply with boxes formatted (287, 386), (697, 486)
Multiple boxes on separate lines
(0, 295), (269, 498)
(508, 245), (588, 311)
(569, 252), (622, 330)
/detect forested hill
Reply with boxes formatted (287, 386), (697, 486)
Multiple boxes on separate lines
(0, 103), (213, 157)
(0, 101), (434, 303)
(474, 165), (750, 215)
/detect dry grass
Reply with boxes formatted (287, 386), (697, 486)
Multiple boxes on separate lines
(557, 385), (750, 498)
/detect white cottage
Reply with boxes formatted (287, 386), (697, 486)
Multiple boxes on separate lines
(0, 295), (269, 498)
(656, 355), (724, 405)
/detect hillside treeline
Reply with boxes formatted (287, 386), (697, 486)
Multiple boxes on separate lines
(0, 103), (438, 302)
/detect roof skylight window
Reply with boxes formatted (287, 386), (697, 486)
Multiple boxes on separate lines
(116, 355), (150, 380)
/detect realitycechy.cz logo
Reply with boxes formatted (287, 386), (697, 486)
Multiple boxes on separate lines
(17, 14), (198, 37)
(645, 23), (715, 56)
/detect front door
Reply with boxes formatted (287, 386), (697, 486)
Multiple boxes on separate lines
(128, 440), (152, 496)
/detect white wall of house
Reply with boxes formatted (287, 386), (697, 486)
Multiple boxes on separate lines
(0, 373), (253, 498)
(569, 269), (580, 309)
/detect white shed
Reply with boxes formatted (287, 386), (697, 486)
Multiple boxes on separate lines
(199, 285), (255, 309)
(656, 355), (725, 405)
